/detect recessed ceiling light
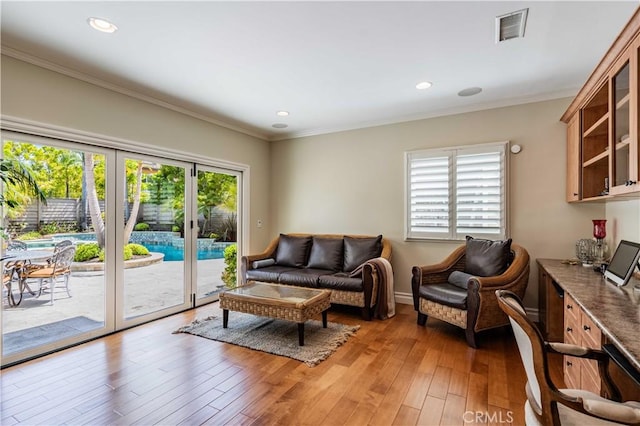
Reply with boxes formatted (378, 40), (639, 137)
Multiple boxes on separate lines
(416, 81), (433, 90)
(276, 111), (289, 117)
(88, 17), (118, 33)
(458, 87), (483, 97)
(272, 123), (288, 129)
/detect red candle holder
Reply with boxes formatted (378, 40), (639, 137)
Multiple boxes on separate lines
(593, 219), (607, 240)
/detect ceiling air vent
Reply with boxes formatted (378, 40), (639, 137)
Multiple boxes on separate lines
(495, 8), (528, 43)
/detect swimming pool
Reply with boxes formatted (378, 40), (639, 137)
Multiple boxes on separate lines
(143, 243), (225, 261)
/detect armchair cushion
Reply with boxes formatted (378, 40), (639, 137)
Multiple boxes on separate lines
(448, 270), (474, 290)
(464, 236), (512, 277)
(275, 234), (312, 267)
(343, 235), (382, 272)
(419, 283), (467, 310)
(306, 237), (344, 271)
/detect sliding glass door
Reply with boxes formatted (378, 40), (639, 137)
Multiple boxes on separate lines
(1, 133), (113, 365)
(117, 154), (192, 327)
(194, 166), (241, 306)
(1, 130), (244, 366)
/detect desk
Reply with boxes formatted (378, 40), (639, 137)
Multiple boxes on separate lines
(538, 259), (640, 396)
(3, 250), (53, 306)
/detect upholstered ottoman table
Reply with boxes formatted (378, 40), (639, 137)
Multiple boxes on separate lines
(219, 281), (331, 346)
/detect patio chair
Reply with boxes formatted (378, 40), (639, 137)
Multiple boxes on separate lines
(22, 245), (76, 305)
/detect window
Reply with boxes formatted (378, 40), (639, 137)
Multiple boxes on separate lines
(405, 141), (508, 241)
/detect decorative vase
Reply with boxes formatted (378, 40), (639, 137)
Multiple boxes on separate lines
(592, 219), (608, 266)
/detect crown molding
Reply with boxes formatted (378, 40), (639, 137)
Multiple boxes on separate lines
(1, 45), (269, 141)
(268, 89), (577, 142)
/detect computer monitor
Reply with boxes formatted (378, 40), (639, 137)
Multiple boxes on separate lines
(604, 240), (640, 287)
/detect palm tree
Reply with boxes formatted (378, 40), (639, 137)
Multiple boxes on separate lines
(0, 158), (47, 208)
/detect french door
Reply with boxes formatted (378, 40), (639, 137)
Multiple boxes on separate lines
(1, 131), (243, 366)
(193, 165), (241, 307)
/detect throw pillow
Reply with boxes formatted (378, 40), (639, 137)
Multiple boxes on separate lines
(447, 270), (474, 290)
(464, 236), (512, 277)
(306, 237), (344, 271)
(275, 234), (312, 267)
(252, 258), (276, 269)
(343, 235), (383, 273)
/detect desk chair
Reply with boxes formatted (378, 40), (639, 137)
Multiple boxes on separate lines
(496, 289), (640, 425)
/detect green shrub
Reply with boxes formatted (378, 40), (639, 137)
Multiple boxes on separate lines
(123, 245), (133, 261)
(127, 243), (149, 256)
(172, 225), (180, 232)
(134, 223), (150, 231)
(98, 249), (105, 262)
(75, 243), (101, 262)
(221, 244), (237, 287)
(39, 221), (77, 235)
(16, 231), (42, 240)
(209, 233), (219, 240)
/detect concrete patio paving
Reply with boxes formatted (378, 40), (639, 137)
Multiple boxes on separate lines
(2, 257), (226, 354)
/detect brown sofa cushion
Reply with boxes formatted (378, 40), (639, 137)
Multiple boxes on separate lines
(343, 235), (382, 272)
(246, 265), (298, 282)
(306, 237), (344, 271)
(318, 273), (363, 292)
(464, 236), (512, 277)
(275, 234), (312, 267)
(279, 269), (327, 287)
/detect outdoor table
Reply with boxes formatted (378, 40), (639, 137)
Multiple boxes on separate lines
(3, 250), (53, 307)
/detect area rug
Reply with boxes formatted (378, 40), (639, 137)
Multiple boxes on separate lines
(173, 313), (359, 367)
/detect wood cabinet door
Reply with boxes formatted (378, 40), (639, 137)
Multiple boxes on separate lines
(566, 114), (581, 201)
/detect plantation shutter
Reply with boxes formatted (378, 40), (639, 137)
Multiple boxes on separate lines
(406, 142), (507, 240)
(407, 151), (452, 239)
(455, 148), (505, 237)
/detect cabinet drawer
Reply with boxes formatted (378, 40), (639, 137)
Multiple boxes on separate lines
(581, 358), (602, 394)
(581, 313), (602, 349)
(564, 306), (581, 345)
(564, 356), (581, 389)
(564, 294), (580, 323)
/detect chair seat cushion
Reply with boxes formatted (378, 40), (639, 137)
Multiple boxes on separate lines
(419, 283), (467, 310)
(278, 268), (328, 287)
(246, 266), (298, 282)
(318, 273), (363, 292)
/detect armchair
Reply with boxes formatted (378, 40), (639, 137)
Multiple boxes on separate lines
(411, 240), (529, 347)
(496, 290), (640, 425)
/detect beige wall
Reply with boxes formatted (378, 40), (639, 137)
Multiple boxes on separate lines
(606, 199), (640, 249)
(1, 56), (272, 253)
(272, 98), (606, 309)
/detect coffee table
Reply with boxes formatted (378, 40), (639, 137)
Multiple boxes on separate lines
(219, 281), (331, 346)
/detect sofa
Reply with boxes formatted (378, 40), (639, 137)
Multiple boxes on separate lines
(240, 233), (393, 320)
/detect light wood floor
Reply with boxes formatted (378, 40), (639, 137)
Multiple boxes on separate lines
(1, 302), (532, 425)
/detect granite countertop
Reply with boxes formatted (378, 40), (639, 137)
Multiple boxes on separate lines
(537, 259), (640, 372)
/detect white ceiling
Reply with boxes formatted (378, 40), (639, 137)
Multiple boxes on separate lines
(1, 1), (638, 141)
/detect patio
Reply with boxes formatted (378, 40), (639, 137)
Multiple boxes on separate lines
(2, 257), (225, 355)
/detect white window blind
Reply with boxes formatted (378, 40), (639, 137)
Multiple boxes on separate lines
(406, 142), (508, 240)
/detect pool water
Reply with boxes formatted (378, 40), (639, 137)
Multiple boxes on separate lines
(143, 243), (225, 262)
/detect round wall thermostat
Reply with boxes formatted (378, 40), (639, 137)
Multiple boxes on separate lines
(510, 144), (522, 154)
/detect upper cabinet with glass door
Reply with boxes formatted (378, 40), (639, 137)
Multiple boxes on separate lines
(561, 8), (640, 201)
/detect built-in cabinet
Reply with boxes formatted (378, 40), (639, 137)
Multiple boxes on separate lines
(563, 293), (602, 394)
(562, 9), (640, 201)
